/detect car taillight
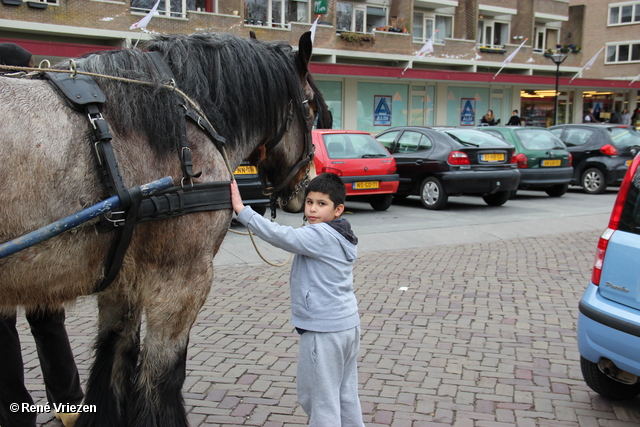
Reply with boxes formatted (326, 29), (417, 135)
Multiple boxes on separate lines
(321, 167), (342, 176)
(448, 151), (470, 165)
(591, 154), (640, 285)
(568, 152), (572, 167)
(591, 228), (613, 285)
(514, 153), (528, 169)
(600, 144), (618, 156)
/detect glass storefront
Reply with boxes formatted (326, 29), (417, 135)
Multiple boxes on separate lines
(446, 87), (490, 126)
(357, 82), (409, 133)
(315, 80), (343, 129)
(520, 90), (572, 127)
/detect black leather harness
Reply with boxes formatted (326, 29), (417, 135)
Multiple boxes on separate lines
(45, 52), (232, 293)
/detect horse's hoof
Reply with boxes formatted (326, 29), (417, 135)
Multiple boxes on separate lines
(55, 411), (80, 427)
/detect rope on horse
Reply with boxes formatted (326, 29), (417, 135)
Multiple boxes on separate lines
(227, 216), (307, 267)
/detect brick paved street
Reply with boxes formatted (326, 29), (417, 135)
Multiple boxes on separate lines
(18, 227), (640, 426)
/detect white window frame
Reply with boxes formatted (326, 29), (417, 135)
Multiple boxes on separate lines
(608, 1), (640, 26)
(413, 11), (452, 44)
(245, 0), (309, 28)
(533, 26), (560, 53)
(477, 18), (510, 49)
(606, 41), (640, 64)
(336, 2), (387, 34)
(412, 12), (434, 43)
(132, 0), (188, 19)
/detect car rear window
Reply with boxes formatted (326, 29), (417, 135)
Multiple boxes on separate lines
(323, 133), (390, 159)
(609, 128), (640, 149)
(514, 129), (565, 150)
(560, 128), (593, 146)
(619, 164), (640, 236)
(443, 129), (511, 147)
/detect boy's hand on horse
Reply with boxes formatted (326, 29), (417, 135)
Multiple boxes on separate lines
(230, 180), (245, 214)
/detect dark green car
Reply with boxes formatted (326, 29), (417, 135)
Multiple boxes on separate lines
(476, 126), (573, 197)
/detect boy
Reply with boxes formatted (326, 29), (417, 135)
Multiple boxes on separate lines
(230, 173), (365, 427)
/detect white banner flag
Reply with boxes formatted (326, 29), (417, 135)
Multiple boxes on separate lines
(503, 38), (528, 65)
(402, 30), (437, 74)
(130, 0), (161, 30)
(570, 46), (605, 83)
(310, 16), (320, 44)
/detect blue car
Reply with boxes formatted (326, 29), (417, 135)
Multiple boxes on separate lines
(577, 153), (640, 400)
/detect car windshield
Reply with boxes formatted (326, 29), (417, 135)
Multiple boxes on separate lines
(609, 128), (640, 148)
(514, 129), (565, 150)
(442, 129), (511, 147)
(322, 133), (390, 159)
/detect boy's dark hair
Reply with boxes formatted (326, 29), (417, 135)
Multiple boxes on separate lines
(305, 173), (346, 207)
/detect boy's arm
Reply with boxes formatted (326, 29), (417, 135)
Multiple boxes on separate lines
(230, 180), (246, 214)
(230, 183), (324, 257)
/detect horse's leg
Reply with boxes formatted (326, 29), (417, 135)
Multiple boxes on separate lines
(76, 294), (143, 427)
(126, 270), (212, 427)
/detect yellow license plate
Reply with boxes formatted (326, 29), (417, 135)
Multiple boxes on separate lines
(541, 159), (562, 167)
(234, 165), (258, 174)
(626, 160), (632, 167)
(354, 181), (379, 189)
(482, 153), (504, 162)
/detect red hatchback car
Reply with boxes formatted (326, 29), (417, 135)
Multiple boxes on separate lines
(312, 129), (400, 211)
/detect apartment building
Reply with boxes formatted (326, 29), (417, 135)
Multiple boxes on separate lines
(0, 0), (638, 130)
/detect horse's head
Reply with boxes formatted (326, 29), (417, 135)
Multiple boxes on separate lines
(250, 32), (318, 214)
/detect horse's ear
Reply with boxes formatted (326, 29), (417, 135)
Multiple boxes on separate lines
(296, 31), (313, 73)
(249, 30), (257, 40)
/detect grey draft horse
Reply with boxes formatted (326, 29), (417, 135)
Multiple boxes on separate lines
(0, 32), (318, 426)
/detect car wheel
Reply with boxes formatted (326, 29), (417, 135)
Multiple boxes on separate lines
(545, 184), (569, 197)
(369, 194), (393, 211)
(419, 177), (448, 210)
(582, 168), (607, 194)
(580, 357), (640, 400)
(482, 191), (510, 206)
(509, 190), (518, 199)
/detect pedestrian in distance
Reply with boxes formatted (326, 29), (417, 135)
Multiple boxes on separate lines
(231, 173), (365, 427)
(620, 108), (632, 126)
(583, 107), (600, 123)
(506, 109), (522, 126)
(480, 109), (499, 126)
(0, 42), (84, 427)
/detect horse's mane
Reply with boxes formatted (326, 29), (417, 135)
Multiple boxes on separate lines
(58, 33), (307, 155)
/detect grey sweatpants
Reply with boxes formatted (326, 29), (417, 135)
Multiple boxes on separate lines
(296, 326), (365, 427)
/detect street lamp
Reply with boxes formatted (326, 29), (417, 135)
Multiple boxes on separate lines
(548, 52), (568, 126)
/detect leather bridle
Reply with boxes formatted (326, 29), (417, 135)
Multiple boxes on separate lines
(256, 98), (315, 214)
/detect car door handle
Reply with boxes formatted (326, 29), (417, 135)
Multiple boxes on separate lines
(415, 159), (424, 164)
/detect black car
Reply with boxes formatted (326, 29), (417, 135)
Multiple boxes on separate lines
(549, 124), (640, 194)
(234, 160), (270, 216)
(376, 127), (520, 209)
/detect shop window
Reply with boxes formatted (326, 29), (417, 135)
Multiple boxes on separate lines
(606, 42), (640, 63)
(609, 2), (640, 25)
(477, 19), (509, 49)
(245, 0), (309, 28)
(337, 2), (386, 33)
(412, 12), (452, 43)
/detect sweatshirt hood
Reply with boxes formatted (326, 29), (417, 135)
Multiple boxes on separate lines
(327, 218), (358, 245)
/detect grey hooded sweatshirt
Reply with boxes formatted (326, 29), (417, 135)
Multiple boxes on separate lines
(237, 207), (360, 333)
